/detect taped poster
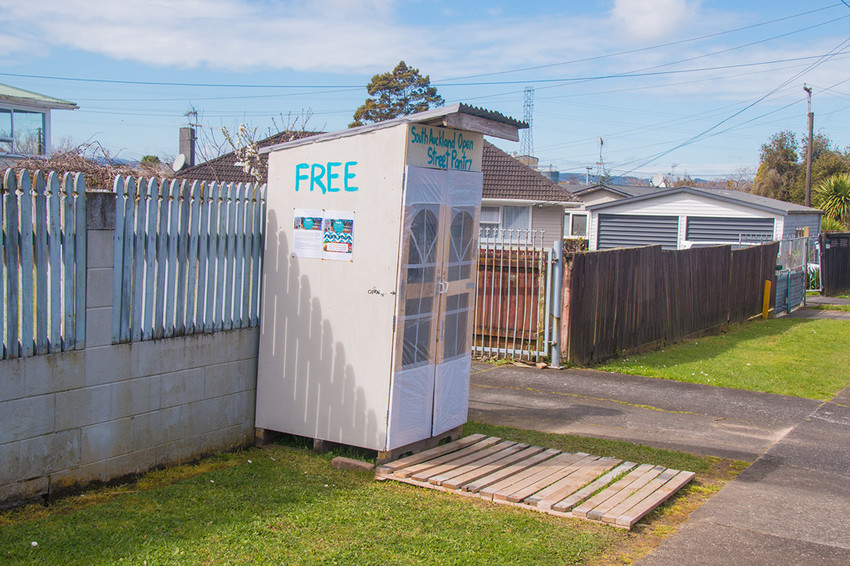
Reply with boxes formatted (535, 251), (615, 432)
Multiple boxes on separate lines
(293, 208), (324, 258)
(322, 210), (355, 261)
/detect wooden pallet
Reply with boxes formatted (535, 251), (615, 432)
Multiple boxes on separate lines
(375, 434), (694, 530)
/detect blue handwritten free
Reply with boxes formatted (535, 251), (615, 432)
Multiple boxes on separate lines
(295, 161), (358, 193)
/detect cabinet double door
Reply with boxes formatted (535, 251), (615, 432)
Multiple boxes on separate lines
(386, 166), (483, 450)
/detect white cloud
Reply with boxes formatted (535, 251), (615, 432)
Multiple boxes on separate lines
(610, 0), (698, 42)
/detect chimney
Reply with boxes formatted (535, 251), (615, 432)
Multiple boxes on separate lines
(179, 127), (196, 167)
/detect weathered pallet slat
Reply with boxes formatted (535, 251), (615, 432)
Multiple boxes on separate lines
(378, 436), (693, 531)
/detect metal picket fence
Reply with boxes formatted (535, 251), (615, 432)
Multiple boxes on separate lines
(112, 177), (266, 343)
(472, 228), (557, 362)
(1, 169), (87, 359)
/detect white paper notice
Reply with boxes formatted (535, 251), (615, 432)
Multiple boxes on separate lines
(322, 210), (355, 261)
(293, 208), (324, 258)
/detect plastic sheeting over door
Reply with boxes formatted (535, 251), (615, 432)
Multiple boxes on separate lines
(386, 166), (482, 449)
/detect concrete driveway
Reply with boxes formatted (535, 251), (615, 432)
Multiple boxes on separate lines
(468, 362), (850, 564)
(469, 362), (818, 462)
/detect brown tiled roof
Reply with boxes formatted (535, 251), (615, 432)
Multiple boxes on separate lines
(482, 141), (578, 203)
(175, 130), (318, 184)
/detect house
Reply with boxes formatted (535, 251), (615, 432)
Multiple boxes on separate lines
(585, 186), (823, 251)
(563, 182), (663, 239)
(0, 83), (77, 167)
(175, 129), (317, 183)
(481, 141), (581, 244)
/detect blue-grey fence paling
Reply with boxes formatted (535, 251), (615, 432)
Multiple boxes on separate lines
(1, 169), (86, 359)
(112, 177), (266, 343)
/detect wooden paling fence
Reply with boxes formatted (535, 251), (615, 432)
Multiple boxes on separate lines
(563, 243), (778, 365)
(1, 169), (87, 359)
(112, 177), (266, 343)
(820, 232), (850, 296)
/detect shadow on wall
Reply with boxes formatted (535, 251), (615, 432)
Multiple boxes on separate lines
(260, 210), (380, 449)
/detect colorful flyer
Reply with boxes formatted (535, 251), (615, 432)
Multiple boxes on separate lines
(293, 208), (324, 258)
(322, 210), (355, 261)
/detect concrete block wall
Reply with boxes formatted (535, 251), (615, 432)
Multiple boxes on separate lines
(0, 192), (259, 507)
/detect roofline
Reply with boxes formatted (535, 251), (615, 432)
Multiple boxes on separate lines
(586, 186), (820, 215)
(573, 184), (634, 198)
(260, 103), (527, 154)
(482, 197), (582, 207)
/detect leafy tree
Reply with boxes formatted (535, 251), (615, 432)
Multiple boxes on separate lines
(791, 133), (850, 204)
(349, 61), (443, 127)
(141, 155), (161, 164)
(753, 130), (798, 201)
(815, 173), (850, 229)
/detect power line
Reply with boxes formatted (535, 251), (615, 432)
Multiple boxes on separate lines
(437, 4), (847, 82)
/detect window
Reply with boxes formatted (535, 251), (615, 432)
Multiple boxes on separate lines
(0, 108), (46, 155)
(570, 213), (587, 237)
(479, 205), (531, 232)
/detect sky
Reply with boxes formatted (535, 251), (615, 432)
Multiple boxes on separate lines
(1, 0), (849, 182)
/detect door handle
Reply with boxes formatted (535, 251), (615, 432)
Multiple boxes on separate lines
(439, 280), (449, 294)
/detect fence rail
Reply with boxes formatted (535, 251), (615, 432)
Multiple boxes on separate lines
(563, 242), (778, 365)
(112, 177), (266, 343)
(1, 169), (86, 359)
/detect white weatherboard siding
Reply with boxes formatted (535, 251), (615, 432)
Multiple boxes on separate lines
(531, 204), (565, 243)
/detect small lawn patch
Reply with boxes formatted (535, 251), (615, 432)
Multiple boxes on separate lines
(0, 429), (737, 566)
(595, 318), (850, 400)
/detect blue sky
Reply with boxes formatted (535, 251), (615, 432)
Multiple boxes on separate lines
(1, 0), (848, 181)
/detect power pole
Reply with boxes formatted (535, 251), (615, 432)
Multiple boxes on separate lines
(803, 85), (814, 208)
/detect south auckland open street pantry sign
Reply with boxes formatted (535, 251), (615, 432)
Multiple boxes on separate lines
(406, 124), (483, 172)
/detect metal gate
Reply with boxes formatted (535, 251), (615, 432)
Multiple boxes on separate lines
(472, 228), (561, 363)
(775, 236), (808, 314)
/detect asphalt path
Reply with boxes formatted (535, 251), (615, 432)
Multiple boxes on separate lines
(469, 362), (818, 461)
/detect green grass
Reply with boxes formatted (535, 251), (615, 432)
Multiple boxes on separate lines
(808, 303), (850, 312)
(464, 422), (713, 474)
(595, 318), (850, 400)
(0, 430), (730, 566)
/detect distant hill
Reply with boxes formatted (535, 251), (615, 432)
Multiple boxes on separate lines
(557, 171), (727, 189)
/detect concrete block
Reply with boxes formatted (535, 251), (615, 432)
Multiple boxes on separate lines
(0, 477), (48, 507)
(133, 406), (181, 450)
(23, 350), (85, 395)
(50, 460), (108, 491)
(19, 430), (80, 478)
(112, 375), (161, 418)
(56, 385), (111, 429)
(331, 457), (374, 473)
(85, 194), (116, 232)
(0, 442), (20, 485)
(160, 368), (205, 408)
(85, 306), (113, 348)
(0, 358), (26, 403)
(204, 359), (255, 398)
(107, 445), (161, 478)
(80, 418), (133, 465)
(181, 398), (220, 438)
(84, 344), (131, 386)
(131, 338), (195, 378)
(86, 268), (113, 309)
(0, 395), (54, 445)
(204, 328), (259, 366)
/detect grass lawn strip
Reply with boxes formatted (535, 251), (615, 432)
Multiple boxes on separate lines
(0, 427), (741, 566)
(594, 318), (850, 400)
